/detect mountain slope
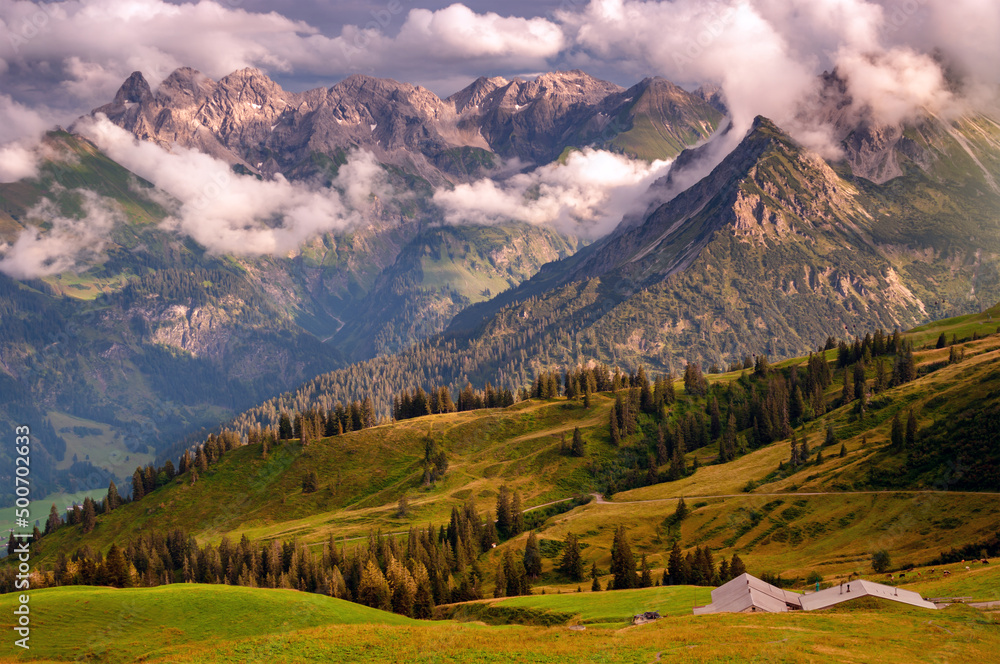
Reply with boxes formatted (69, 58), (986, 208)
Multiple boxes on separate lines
(449, 113), (1000, 371)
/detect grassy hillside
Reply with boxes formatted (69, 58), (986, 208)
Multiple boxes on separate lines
(0, 584), (412, 663)
(5, 310), (1000, 663)
(1, 583), (996, 663)
(29, 395), (617, 562)
(29, 309), (1000, 584)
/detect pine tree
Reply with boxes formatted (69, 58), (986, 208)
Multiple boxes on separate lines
(278, 412), (293, 440)
(386, 556), (417, 617)
(610, 406), (621, 446)
(132, 469), (145, 500)
(45, 504), (62, 535)
(571, 427), (585, 457)
(523, 532), (542, 580)
(106, 480), (121, 511)
(511, 492), (525, 536)
(496, 487), (512, 539)
(906, 410), (918, 446)
(674, 497), (688, 522)
(816, 449), (824, 464)
(610, 526), (636, 590)
(667, 541), (684, 585)
(590, 562), (601, 591)
(103, 542), (130, 588)
(81, 497), (96, 534)
(708, 396), (722, 439)
(639, 554), (652, 588)
(684, 363), (708, 397)
(839, 443), (847, 458)
(558, 532), (584, 581)
(890, 412), (905, 449)
(936, 332), (947, 349)
(825, 424), (837, 446)
(729, 554), (746, 578)
(359, 559), (392, 611)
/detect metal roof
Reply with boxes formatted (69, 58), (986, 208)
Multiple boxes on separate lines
(798, 579), (938, 611)
(693, 573), (802, 615)
(693, 574), (937, 615)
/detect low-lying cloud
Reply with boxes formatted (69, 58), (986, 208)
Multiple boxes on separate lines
(0, 190), (123, 279)
(75, 115), (388, 256)
(433, 149), (672, 239)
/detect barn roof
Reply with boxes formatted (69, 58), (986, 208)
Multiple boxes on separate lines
(798, 579), (938, 611)
(693, 573), (802, 615)
(693, 574), (938, 615)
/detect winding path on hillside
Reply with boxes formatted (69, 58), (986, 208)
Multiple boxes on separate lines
(588, 489), (1000, 505)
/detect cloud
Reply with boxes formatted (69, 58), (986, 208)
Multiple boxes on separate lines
(559, 0), (997, 156)
(0, 142), (40, 182)
(75, 115), (387, 255)
(433, 148), (671, 239)
(0, 93), (59, 182)
(0, 190), (123, 278)
(0, 0), (564, 114)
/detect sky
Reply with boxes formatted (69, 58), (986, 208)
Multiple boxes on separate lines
(0, 0), (998, 273)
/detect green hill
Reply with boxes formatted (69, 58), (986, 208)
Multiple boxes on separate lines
(4, 309), (1000, 663)
(25, 308), (1000, 576)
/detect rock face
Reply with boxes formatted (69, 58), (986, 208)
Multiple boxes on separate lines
(448, 112), (1000, 370)
(89, 67), (724, 182)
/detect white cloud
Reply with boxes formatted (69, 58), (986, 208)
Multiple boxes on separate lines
(0, 93), (62, 182)
(75, 115), (387, 256)
(433, 148), (671, 239)
(559, 0), (995, 156)
(0, 142), (40, 182)
(0, 190), (123, 278)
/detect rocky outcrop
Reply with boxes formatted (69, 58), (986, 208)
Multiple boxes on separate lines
(88, 67), (724, 182)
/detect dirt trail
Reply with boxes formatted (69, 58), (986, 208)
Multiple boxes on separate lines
(589, 489), (1000, 505)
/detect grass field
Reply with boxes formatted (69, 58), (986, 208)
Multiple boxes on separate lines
(1, 584), (997, 663)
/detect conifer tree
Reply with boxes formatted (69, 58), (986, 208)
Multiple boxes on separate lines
(840, 443), (847, 458)
(906, 410), (918, 446)
(494, 559), (507, 598)
(610, 405), (622, 446)
(523, 532), (542, 580)
(825, 424), (837, 447)
(890, 412), (905, 449)
(571, 427), (585, 457)
(496, 487), (512, 539)
(106, 480), (121, 511)
(45, 504), (62, 535)
(709, 396), (722, 439)
(729, 553), (746, 578)
(591, 562), (601, 591)
(511, 492), (525, 536)
(103, 543), (130, 588)
(81, 497), (96, 534)
(610, 526), (636, 590)
(132, 469), (145, 500)
(559, 532), (584, 581)
(667, 541), (684, 585)
(386, 556), (417, 617)
(639, 554), (652, 588)
(674, 497), (688, 522)
(359, 559), (392, 611)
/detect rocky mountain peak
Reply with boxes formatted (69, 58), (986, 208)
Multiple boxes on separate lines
(113, 71), (153, 105)
(448, 76), (511, 114)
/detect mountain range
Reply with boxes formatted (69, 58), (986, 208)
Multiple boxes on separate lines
(1, 65), (998, 502)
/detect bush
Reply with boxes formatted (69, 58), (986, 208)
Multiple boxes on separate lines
(871, 549), (891, 574)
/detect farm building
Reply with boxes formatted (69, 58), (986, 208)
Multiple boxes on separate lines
(693, 574), (802, 614)
(693, 573), (937, 615)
